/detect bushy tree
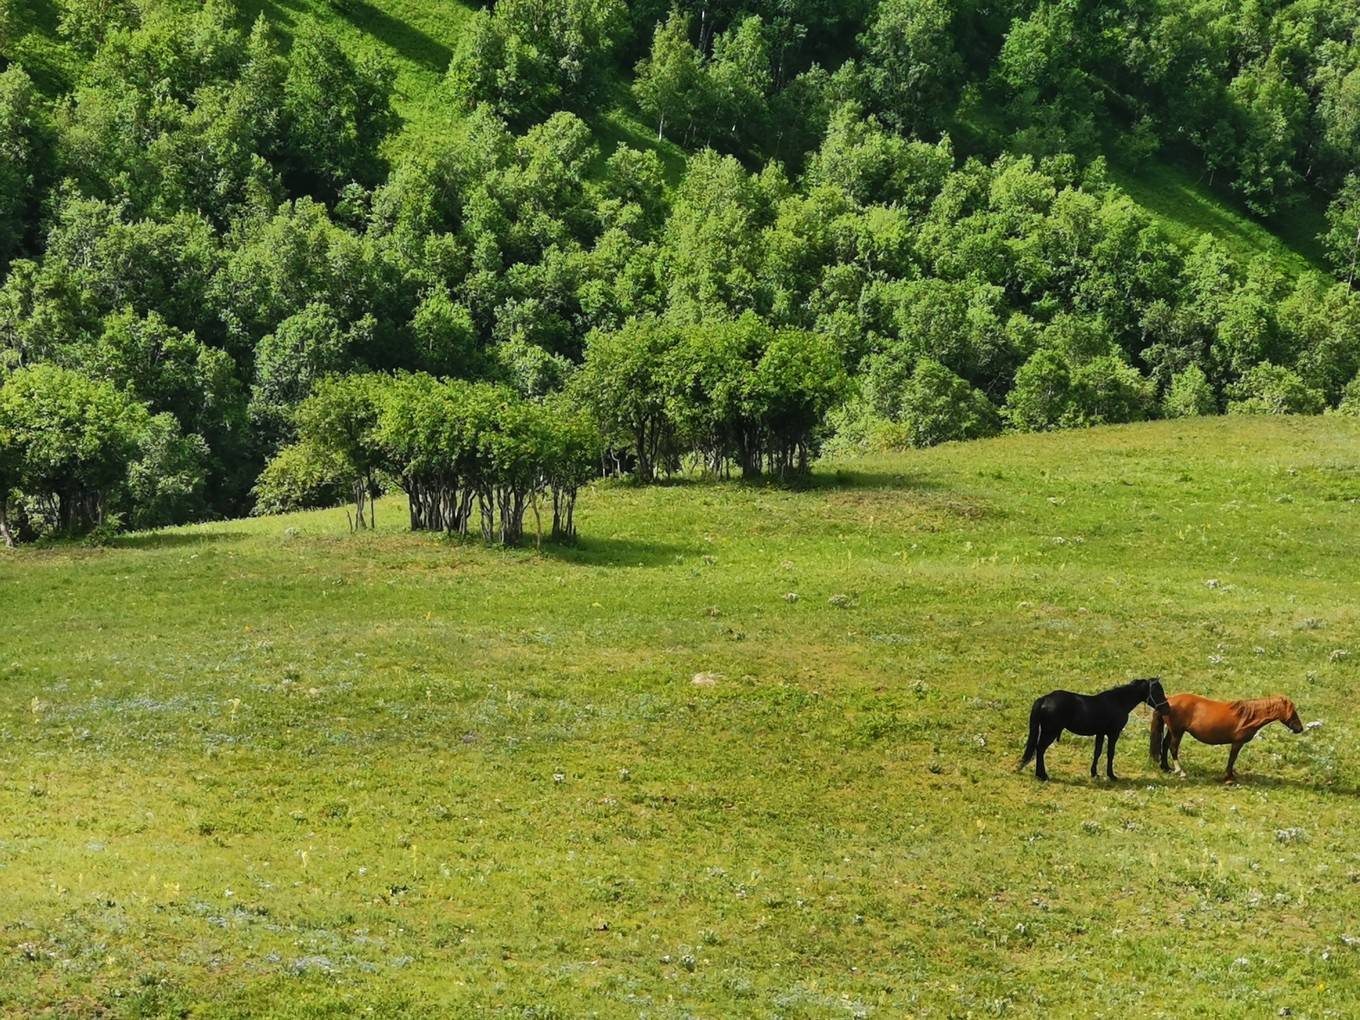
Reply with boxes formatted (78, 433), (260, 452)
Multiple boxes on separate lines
(1337, 373), (1360, 416)
(859, 0), (961, 136)
(283, 19), (396, 197)
(1226, 363), (1325, 415)
(574, 316), (679, 483)
(1323, 174), (1360, 286)
(0, 66), (51, 269)
(448, 0), (627, 123)
(0, 363), (185, 540)
(870, 357), (999, 448)
(1005, 347), (1152, 431)
(251, 303), (361, 447)
(634, 12), (706, 143)
(290, 373), (388, 529)
(1162, 365), (1216, 418)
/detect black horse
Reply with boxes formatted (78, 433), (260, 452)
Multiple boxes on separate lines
(1018, 677), (1168, 781)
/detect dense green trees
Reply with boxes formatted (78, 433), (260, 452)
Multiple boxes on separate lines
(1, 0), (1359, 543)
(0, 364), (203, 542)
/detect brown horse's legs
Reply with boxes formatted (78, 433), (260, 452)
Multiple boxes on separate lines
(1106, 732), (1119, 780)
(1224, 742), (1244, 783)
(1090, 734), (1105, 778)
(1170, 730), (1186, 777)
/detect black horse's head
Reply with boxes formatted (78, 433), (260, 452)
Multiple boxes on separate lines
(1133, 677), (1169, 712)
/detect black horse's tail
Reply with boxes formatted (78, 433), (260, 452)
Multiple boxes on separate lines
(1017, 700), (1043, 770)
(1150, 709), (1165, 761)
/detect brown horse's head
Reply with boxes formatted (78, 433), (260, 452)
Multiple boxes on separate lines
(1277, 696), (1304, 733)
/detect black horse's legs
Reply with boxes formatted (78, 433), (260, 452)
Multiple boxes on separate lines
(1106, 731), (1119, 780)
(1035, 727), (1059, 781)
(1090, 734), (1105, 778)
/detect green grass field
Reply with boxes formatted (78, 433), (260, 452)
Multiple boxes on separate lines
(3, 416), (1359, 1017)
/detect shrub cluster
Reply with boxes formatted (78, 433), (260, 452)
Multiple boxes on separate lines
(259, 375), (598, 545)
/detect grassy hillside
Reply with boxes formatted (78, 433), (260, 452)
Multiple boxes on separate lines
(3, 416), (1359, 1016)
(1107, 151), (1330, 277)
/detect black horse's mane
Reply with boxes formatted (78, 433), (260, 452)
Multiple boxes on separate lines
(1101, 676), (1158, 697)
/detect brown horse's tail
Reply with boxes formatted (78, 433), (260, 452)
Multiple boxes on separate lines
(1150, 709), (1165, 761)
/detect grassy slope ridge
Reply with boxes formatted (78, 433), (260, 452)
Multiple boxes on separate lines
(2, 417), (1359, 1016)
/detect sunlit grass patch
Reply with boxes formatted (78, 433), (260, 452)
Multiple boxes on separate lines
(1, 416), (1358, 1016)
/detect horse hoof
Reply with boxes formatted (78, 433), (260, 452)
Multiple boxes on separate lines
(1036, 774), (1049, 782)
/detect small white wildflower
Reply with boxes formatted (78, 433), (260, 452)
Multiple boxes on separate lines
(552, 772), (565, 784)
(783, 592), (799, 603)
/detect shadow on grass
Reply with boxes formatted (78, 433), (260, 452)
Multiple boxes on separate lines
(113, 530), (251, 551)
(340, 0), (452, 71)
(1163, 771), (1360, 798)
(808, 467), (944, 493)
(236, 0), (453, 73)
(536, 533), (698, 568)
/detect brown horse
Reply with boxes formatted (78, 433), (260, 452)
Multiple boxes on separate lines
(1151, 693), (1303, 782)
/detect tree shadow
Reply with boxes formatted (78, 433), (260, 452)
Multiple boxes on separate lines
(807, 467), (945, 493)
(237, 0), (452, 74)
(339, 0), (452, 72)
(113, 530), (251, 551)
(535, 534), (698, 569)
(1161, 771), (1360, 797)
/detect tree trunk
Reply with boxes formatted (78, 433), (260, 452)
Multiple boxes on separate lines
(0, 499), (14, 548)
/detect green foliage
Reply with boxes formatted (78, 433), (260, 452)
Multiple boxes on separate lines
(56, 0), (137, 54)
(0, 66), (51, 269)
(251, 440), (349, 516)
(251, 303), (360, 447)
(0, 362), (190, 539)
(2, 0), (1358, 537)
(448, 0), (628, 122)
(633, 12), (706, 144)
(283, 19), (397, 197)
(1226, 362), (1325, 416)
(575, 315), (678, 483)
(292, 372), (388, 527)
(1162, 365), (1216, 418)
(124, 412), (210, 529)
(859, 0), (960, 137)
(868, 357), (999, 448)
(1322, 174), (1360, 285)
(1337, 372), (1360, 416)
(1005, 345), (1153, 432)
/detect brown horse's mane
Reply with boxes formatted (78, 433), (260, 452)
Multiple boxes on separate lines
(1229, 695), (1290, 727)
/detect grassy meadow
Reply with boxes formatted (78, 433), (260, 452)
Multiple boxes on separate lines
(2, 416), (1359, 1017)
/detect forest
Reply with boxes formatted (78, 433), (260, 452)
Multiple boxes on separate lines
(1, 0), (1359, 543)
